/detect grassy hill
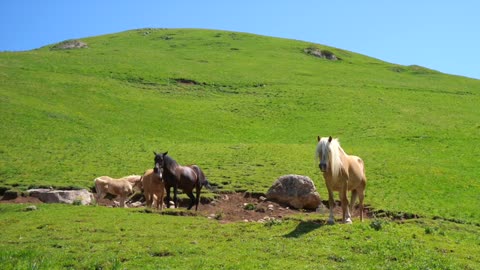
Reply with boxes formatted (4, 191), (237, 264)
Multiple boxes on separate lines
(1, 28), (479, 223)
(1, 28), (480, 269)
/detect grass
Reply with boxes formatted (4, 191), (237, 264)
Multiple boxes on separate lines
(0, 204), (479, 269)
(0, 28), (479, 268)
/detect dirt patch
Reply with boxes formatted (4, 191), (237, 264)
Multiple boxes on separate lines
(0, 196), (42, 204)
(173, 78), (202, 85)
(1, 192), (373, 223)
(197, 193), (301, 223)
(90, 192), (310, 223)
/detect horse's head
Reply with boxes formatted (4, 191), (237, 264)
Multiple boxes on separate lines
(132, 176), (144, 192)
(316, 136), (333, 172)
(153, 151), (168, 176)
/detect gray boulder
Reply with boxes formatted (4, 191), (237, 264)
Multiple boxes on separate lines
(266, 175), (321, 210)
(28, 189), (93, 205)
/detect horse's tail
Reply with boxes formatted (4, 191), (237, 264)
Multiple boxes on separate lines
(190, 165), (214, 191)
(202, 178), (214, 191)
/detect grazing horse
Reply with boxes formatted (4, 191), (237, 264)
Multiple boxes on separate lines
(153, 151), (211, 211)
(94, 175), (142, 207)
(315, 136), (366, 224)
(139, 168), (166, 210)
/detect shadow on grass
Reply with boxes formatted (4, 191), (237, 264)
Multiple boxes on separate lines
(284, 220), (326, 238)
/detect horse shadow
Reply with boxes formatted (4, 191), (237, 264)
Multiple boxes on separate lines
(283, 220), (326, 238)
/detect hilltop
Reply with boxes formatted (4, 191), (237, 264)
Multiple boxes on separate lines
(0, 28), (479, 223)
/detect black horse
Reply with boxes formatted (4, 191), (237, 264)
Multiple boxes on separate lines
(153, 151), (211, 210)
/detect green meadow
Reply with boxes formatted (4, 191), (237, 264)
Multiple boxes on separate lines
(1, 204), (479, 269)
(1, 28), (479, 268)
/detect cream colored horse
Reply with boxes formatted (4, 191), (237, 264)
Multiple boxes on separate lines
(315, 136), (366, 224)
(139, 168), (166, 210)
(94, 175), (141, 207)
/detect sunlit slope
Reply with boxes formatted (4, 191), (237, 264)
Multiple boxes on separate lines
(1, 28), (479, 222)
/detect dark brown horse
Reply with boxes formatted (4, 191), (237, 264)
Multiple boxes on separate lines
(153, 151), (211, 210)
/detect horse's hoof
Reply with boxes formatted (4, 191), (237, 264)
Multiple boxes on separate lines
(327, 219), (335, 225)
(345, 219), (353, 224)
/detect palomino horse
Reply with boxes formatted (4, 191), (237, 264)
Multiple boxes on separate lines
(315, 136), (366, 224)
(94, 175), (142, 207)
(154, 151), (211, 211)
(139, 168), (166, 210)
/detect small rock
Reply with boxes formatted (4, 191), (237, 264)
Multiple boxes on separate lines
(2, 190), (19, 200)
(266, 174), (321, 210)
(25, 205), (37, 211)
(316, 204), (329, 214)
(130, 201), (143, 207)
(255, 207), (266, 213)
(222, 195), (229, 200)
(259, 196), (267, 201)
(28, 188), (93, 205)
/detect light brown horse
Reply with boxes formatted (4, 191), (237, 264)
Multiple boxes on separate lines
(139, 168), (166, 210)
(94, 175), (141, 207)
(315, 136), (366, 224)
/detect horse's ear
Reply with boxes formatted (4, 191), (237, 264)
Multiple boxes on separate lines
(328, 136), (333, 142)
(163, 151), (168, 156)
(153, 151), (157, 156)
(317, 136), (320, 142)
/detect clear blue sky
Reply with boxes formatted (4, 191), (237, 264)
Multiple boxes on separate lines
(1, 1), (479, 79)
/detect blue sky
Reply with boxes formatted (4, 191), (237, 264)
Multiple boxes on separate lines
(1, 1), (479, 79)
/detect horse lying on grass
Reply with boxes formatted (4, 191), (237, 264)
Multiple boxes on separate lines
(315, 136), (367, 224)
(139, 168), (166, 210)
(94, 175), (142, 207)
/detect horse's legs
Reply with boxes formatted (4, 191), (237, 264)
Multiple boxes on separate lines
(173, 185), (178, 208)
(145, 192), (152, 208)
(154, 194), (160, 210)
(165, 186), (171, 208)
(350, 189), (358, 218)
(95, 192), (104, 204)
(358, 187), (365, 222)
(327, 189), (336, 225)
(341, 184), (352, 224)
(159, 189), (165, 211)
(186, 191), (195, 210)
(195, 186), (201, 211)
(119, 196), (126, 208)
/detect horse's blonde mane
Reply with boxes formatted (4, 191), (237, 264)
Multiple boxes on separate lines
(315, 137), (344, 179)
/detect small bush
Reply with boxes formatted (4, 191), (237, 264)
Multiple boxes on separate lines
(264, 218), (282, 227)
(244, 203), (256, 210)
(425, 227), (434, 234)
(72, 197), (83, 206)
(370, 220), (383, 231)
(214, 211), (224, 220)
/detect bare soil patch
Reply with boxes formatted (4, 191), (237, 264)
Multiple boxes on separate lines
(1, 192), (368, 223)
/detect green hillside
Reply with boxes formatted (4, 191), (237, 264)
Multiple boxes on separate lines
(1, 28), (479, 223)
